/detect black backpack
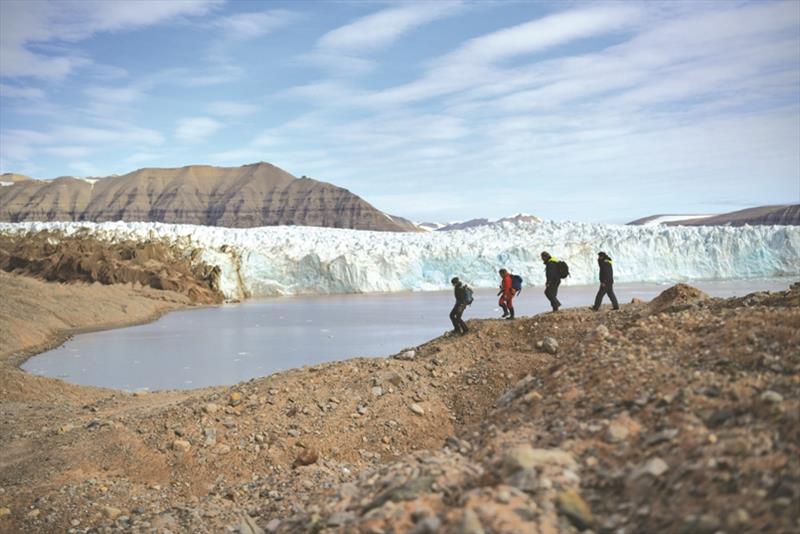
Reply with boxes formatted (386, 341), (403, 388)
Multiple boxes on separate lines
(557, 261), (570, 279)
(511, 274), (523, 293)
(463, 285), (474, 305)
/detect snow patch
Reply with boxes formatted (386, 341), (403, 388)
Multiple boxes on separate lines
(641, 215), (715, 226)
(0, 182), (13, 187)
(1, 220), (797, 301)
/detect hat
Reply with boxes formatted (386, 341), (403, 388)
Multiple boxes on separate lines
(451, 277), (460, 284)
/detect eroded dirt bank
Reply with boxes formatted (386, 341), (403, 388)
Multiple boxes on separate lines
(0, 272), (798, 533)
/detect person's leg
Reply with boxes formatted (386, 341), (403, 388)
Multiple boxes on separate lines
(553, 281), (561, 309)
(450, 305), (460, 331)
(593, 285), (606, 311)
(456, 303), (468, 333)
(499, 295), (509, 317)
(506, 293), (515, 319)
(545, 286), (557, 311)
(607, 284), (619, 310)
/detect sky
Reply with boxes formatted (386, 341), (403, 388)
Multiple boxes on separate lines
(0, 0), (798, 224)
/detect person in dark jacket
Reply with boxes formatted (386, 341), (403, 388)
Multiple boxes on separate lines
(541, 251), (561, 312)
(592, 251), (619, 311)
(450, 277), (469, 334)
(497, 268), (515, 319)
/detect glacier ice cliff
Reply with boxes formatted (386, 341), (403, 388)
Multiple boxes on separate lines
(1, 220), (798, 301)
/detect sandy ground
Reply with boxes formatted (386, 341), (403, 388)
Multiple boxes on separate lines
(0, 271), (798, 533)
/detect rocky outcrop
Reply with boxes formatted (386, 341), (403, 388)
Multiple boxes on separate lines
(0, 231), (223, 304)
(0, 163), (420, 232)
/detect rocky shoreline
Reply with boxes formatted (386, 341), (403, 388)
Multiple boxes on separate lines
(0, 273), (798, 533)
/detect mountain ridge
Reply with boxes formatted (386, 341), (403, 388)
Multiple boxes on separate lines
(0, 162), (419, 232)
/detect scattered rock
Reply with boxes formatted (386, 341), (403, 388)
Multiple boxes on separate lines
(294, 448), (319, 467)
(0, 507), (10, 518)
(265, 518), (281, 533)
(590, 324), (610, 341)
(102, 506), (122, 520)
(459, 508), (485, 534)
(395, 349), (417, 361)
(203, 427), (217, 446)
(606, 423), (630, 443)
(409, 403), (425, 416)
(203, 403), (220, 414)
(541, 337), (559, 354)
(760, 390), (783, 403)
(172, 439), (191, 452)
(239, 514), (265, 534)
(557, 490), (595, 530)
(631, 457), (669, 479)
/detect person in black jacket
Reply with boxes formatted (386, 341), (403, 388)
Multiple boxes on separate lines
(541, 251), (562, 312)
(450, 277), (469, 335)
(592, 251), (619, 311)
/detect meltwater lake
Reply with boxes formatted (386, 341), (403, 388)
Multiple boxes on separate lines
(23, 279), (795, 391)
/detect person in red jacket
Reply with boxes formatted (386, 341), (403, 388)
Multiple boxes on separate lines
(498, 268), (515, 320)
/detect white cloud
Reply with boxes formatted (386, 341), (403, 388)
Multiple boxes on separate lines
(213, 10), (295, 40)
(42, 146), (93, 158)
(175, 117), (223, 143)
(318, 2), (462, 52)
(0, 83), (45, 99)
(208, 100), (261, 117)
(0, 0), (221, 79)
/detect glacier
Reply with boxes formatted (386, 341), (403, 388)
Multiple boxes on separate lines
(1, 220), (798, 301)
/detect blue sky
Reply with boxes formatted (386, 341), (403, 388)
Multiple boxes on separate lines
(1, 0), (798, 223)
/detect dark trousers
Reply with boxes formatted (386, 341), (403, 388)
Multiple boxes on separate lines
(593, 283), (619, 310)
(545, 281), (561, 311)
(450, 302), (468, 333)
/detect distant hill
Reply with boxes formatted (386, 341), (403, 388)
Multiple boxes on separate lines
(425, 214), (542, 232)
(628, 205), (799, 226)
(0, 162), (420, 232)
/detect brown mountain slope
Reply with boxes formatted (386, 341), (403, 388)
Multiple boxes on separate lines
(629, 204), (799, 226)
(0, 162), (419, 232)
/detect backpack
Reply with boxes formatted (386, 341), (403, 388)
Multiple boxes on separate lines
(557, 260), (570, 279)
(511, 274), (523, 293)
(463, 285), (474, 306)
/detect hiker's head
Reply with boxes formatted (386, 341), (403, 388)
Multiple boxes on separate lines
(451, 277), (460, 286)
(540, 251), (550, 261)
(598, 251), (608, 259)
(498, 268), (508, 276)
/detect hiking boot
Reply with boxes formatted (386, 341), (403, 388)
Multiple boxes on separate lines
(505, 316), (515, 320)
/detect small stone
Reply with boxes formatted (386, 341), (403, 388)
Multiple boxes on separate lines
(396, 349), (416, 361)
(557, 490), (594, 530)
(409, 403), (425, 416)
(172, 439), (191, 452)
(411, 516), (442, 533)
(541, 337), (559, 355)
(294, 448), (319, 467)
(590, 325), (610, 340)
(726, 508), (750, 527)
(496, 490), (511, 504)
(239, 514), (265, 534)
(203, 403), (219, 414)
(639, 457), (669, 478)
(327, 511), (355, 527)
(760, 390), (783, 403)
(523, 391), (543, 403)
(287, 428), (300, 437)
(229, 391), (243, 406)
(265, 519), (281, 533)
(58, 424), (75, 433)
(0, 507), (10, 518)
(26, 509), (40, 518)
(460, 508), (485, 534)
(214, 444), (231, 455)
(606, 423), (630, 443)
(203, 427), (217, 446)
(151, 513), (177, 530)
(502, 444), (537, 475)
(102, 506), (122, 520)
(371, 386), (383, 397)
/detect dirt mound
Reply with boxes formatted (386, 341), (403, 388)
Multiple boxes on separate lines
(0, 281), (798, 533)
(0, 231), (223, 304)
(647, 283), (710, 313)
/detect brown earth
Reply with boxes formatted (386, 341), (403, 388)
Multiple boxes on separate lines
(0, 270), (798, 533)
(628, 205), (800, 227)
(0, 230), (223, 305)
(0, 163), (419, 232)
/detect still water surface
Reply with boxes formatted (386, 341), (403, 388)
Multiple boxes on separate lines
(22, 279), (793, 390)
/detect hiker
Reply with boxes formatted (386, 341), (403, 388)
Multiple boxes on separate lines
(541, 251), (562, 312)
(592, 251), (619, 311)
(450, 277), (470, 335)
(498, 268), (515, 319)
